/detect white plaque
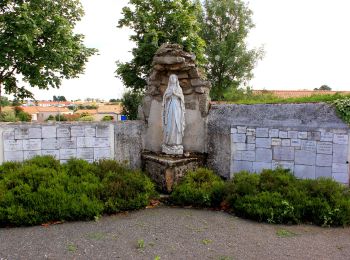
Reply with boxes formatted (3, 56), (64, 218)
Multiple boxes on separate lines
(60, 149), (77, 160)
(94, 138), (110, 148)
(42, 138), (59, 150)
(57, 127), (71, 138)
(77, 137), (94, 148)
(301, 140), (317, 152)
(85, 127), (96, 137)
(4, 140), (23, 152)
(77, 148), (94, 159)
(42, 126), (57, 138)
(23, 139), (41, 151)
(3, 130), (15, 140)
(96, 125), (110, 138)
(24, 150), (42, 160)
(71, 126), (85, 137)
(42, 150), (59, 158)
(317, 142), (333, 154)
(269, 129), (279, 138)
(28, 128), (42, 139)
(59, 138), (77, 149)
(15, 128), (29, 139)
(333, 134), (348, 145)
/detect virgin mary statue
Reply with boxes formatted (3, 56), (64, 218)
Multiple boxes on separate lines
(162, 74), (185, 155)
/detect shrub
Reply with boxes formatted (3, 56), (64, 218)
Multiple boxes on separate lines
(0, 111), (17, 122)
(102, 115), (114, 121)
(333, 97), (350, 124)
(79, 115), (94, 121)
(170, 168), (225, 208)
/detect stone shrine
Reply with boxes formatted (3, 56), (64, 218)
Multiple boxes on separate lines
(140, 44), (211, 192)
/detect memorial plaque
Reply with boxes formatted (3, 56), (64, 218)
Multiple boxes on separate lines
(295, 150), (316, 166)
(57, 127), (71, 138)
(253, 162), (272, 173)
(232, 151), (242, 161)
(246, 128), (256, 136)
(232, 133), (246, 143)
(28, 128), (42, 139)
(301, 140), (317, 152)
(247, 135), (256, 144)
(42, 126), (57, 138)
(77, 148), (94, 159)
(282, 139), (291, 146)
(271, 138), (281, 146)
(4, 140), (23, 151)
(298, 132), (308, 139)
(333, 144), (348, 163)
(332, 172), (349, 184)
(77, 137), (94, 148)
(96, 125), (110, 138)
(42, 150), (59, 158)
(315, 167), (332, 178)
(320, 132), (333, 142)
(23, 139), (41, 151)
(288, 131), (298, 139)
(60, 149), (77, 160)
(4, 151), (23, 162)
(15, 128), (29, 139)
(279, 131), (288, 139)
(241, 151), (256, 162)
(85, 126), (96, 137)
(269, 129), (279, 138)
(94, 148), (111, 160)
(232, 160), (253, 173)
(42, 138), (59, 150)
(256, 148), (272, 162)
(256, 128), (269, 138)
(291, 139), (301, 147)
(71, 126), (85, 137)
(24, 150), (42, 160)
(256, 138), (271, 148)
(3, 130), (14, 140)
(272, 161), (294, 172)
(273, 147), (295, 161)
(59, 138), (77, 149)
(332, 163), (348, 173)
(295, 165), (316, 179)
(333, 134), (348, 145)
(308, 131), (321, 141)
(237, 126), (247, 134)
(94, 138), (110, 148)
(316, 154), (333, 167)
(231, 128), (238, 134)
(317, 142), (333, 154)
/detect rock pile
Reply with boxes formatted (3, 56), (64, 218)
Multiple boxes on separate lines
(142, 44), (211, 121)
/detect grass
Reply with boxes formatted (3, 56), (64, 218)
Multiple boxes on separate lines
(67, 243), (77, 252)
(276, 229), (297, 238)
(202, 239), (213, 245)
(137, 239), (145, 249)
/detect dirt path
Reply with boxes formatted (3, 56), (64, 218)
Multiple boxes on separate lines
(1, 207), (350, 260)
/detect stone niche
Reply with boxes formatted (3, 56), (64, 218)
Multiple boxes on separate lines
(140, 44), (211, 153)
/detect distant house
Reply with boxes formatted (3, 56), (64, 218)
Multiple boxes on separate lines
(74, 104), (124, 121)
(22, 107), (73, 122)
(252, 90), (350, 99)
(37, 101), (73, 107)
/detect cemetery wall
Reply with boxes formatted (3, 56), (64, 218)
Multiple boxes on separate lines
(208, 103), (350, 184)
(0, 122), (144, 169)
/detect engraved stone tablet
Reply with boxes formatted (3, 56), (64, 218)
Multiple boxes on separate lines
(77, 148), (94, 159)
(333, 144), (348, 163)
(24, 150), (42, 160)
(4, 140), (23, 151)
(71, 126), (85, 137)
(316, 154), (332, 167)
(333, 134), (348, 145)
(295, 150), (316, 166)
(282, 139), (291, 146)
(301, 140), (317, 152)
(60, 149), (77, 160)
(96, 125), (110, 137)
(269, 129), (279, 138)
(15, 128), (29, 139)
(317, 142), (333, 154)
(272, 161), (294, 172)
(308, 131), (321, 141)
(247, 136), (256, 144)
(42, 138), (59, 150)
(42, 150), (59, 158)
(4, 151), (23, 162)
(57, 127), (71, 138)
(298, 132), (308, 139)
(3, 130), (14, 140)
(288, 131), (298, 139)
(332, 163), (348, 173)
(246, 128), (256, 136)
(23, 139), (41, 151)
(85, 126), (96, 137)
(77, 137), (94, 148)
(320, 132), (333, 142)
(279, 131), (288, 139)
(59, 138), (77, 149)
(273, 147), (295, 161)
(29, 128), (42, 139)
(42, 126), (57, 138)
(271, 138), (282, 146)
(237, 126), (247, 134)
(291, 139), (301, 147)
(232, 133), (246, 143)
(256, 128), (269, 138)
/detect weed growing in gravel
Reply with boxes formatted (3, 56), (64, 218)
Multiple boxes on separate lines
(137, 239), (145, 249)
(276, 229), (297, 238)
(202, 239), (213, 245)
(86, 232), (106, 240)
(67, 243), (77, 252)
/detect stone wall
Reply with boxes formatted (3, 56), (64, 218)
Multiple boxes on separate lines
(208, 103), (350, 184)
(140, 44), (211, 153)
(0, 122), (144, 168)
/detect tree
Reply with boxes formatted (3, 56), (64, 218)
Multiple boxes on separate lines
(0, 96), (10, 107)
(0, 0), (96, 112)
(121, 91), (142, 120)
(53, 95), (67, 102)
(314, 85), (331, 91)
(117, 0), (205, 93)
(199, 0), (263, 100)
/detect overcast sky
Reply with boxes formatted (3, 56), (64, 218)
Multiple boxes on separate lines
(31, 0), (350, 101)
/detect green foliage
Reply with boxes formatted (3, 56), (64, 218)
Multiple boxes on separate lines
(0, 110), (17, 122)
(0, 156), (157, 227)
(199, 0), (263, 100)
(333, 97), (350, 124)
(102, 115), (114, 121)
(121, 90), (143, 120)
(314, 85), (332, 91)
(53, 95), (67, 102)
(55, 114), (68, 121)
(0, 0), (97, 100)
(0, 96), (10, 107)
(226, 169), (350, 226)
(78, 115), (94, 121)
(117, 0), (205, 92)
(170, 168), (225, 208)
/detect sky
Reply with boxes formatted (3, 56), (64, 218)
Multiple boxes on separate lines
(30, 0), (350, 101)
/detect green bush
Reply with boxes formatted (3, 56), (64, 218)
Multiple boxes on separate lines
(0, 111), (17, 122)
(226, 169), (350, 226)
(0, 156), (157, 227)
(333, 97), (350, 124)
(170, 168), (225, 208)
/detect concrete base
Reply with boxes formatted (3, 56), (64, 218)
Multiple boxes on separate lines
(142, 152), (206, 193)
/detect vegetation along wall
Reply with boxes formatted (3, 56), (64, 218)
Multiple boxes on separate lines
(208, 103), (350, 184)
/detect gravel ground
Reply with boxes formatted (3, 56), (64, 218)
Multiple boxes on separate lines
(1, 206), (350, 260)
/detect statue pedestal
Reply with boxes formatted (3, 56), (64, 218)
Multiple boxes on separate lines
(142, 152), (206, 193)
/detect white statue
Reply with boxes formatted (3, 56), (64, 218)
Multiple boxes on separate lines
(162, 74), (186, 155)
